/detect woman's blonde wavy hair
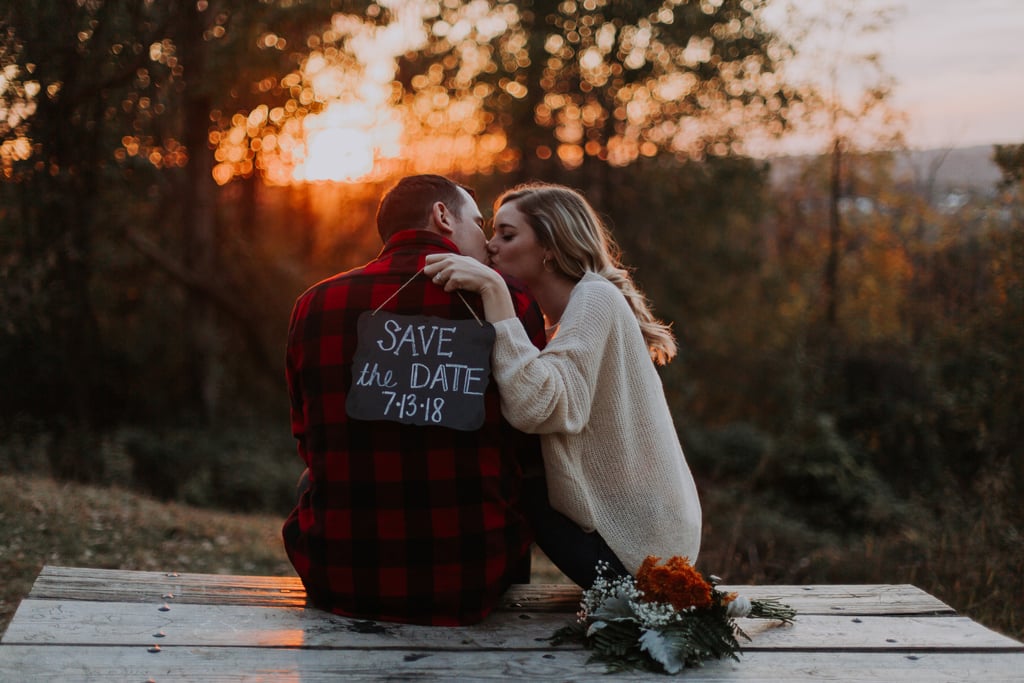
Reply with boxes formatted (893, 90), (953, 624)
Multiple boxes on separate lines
(495, 183), (677, 365)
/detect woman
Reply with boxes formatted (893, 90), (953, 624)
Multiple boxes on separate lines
(423, 183), (701, 587)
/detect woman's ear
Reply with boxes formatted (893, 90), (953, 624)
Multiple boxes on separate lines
(542, 248), (557, 273)
(431, 201), (454, 236)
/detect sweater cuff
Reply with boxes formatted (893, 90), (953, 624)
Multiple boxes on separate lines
(492, 318), (537, 377)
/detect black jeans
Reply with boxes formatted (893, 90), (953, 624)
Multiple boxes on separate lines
(520, 475), (629, 588)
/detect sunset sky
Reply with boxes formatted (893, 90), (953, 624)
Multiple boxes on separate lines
(763, 0), (1024, 154)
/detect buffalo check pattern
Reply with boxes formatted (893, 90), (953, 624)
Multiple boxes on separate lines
(283, 229), (545, 625)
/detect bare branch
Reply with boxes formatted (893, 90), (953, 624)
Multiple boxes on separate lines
(124, 228), (278, 381)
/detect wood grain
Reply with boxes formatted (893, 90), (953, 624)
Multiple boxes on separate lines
(28, 566), (956, 615)
(1, 646), (1023, 682)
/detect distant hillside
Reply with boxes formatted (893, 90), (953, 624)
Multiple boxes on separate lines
(894, 145), (1003, 192)
(769, 144), (1005, 193)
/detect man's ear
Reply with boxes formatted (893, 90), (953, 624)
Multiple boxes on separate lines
(431, 201), (454, 236)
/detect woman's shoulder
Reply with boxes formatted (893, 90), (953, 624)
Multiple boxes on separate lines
(575, 271), (615, 294)
(573, 272), (630, 311)
(560, 273), (633, 334)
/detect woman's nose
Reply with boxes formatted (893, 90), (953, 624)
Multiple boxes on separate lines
(485, 238), (498, 253)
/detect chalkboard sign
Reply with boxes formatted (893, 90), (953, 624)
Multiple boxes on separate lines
(346, 310), (496, 431)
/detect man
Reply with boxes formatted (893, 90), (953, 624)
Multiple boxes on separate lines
(282, 174), (545, 625)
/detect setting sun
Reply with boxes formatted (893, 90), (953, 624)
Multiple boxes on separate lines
(296, 97), (404, 183)
(211, 0), (520, 186)
(299, 126), (376, 182)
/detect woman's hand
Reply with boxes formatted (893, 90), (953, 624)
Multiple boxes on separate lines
(423, 253), (516, 323)
(423, 253), (500, 294)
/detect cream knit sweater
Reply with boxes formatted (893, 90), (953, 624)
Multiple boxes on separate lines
(492, 272), (702, 574)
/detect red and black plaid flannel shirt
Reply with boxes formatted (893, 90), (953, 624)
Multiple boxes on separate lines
(283, 229), (546, 625)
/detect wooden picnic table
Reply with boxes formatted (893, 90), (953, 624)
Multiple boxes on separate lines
(1, 565), (1021, 681)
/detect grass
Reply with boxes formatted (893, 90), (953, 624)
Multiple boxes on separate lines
(1, 472), (1021, 642)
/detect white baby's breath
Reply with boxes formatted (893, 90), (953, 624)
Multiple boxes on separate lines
(579, 561), (641, 618)
(629, 598), (679, 628)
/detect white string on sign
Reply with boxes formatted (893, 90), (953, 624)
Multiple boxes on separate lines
(372, 267), (483, 326)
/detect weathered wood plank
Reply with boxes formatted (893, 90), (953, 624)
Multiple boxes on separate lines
(27, 565), (308, 608)
(27, 566), (955, 615)
(733, 613), (1023, 652)
(4, 599), (1020, 652)
(501, 583), (956, 616)
(716, 584), (956, 616)
(1, 646), (1023, 682)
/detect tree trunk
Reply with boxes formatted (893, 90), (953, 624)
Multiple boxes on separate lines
(824, 137), (842, 331)
(179, 4), (224, 422)
(821, 136), (843, 401)
(15, 2), (108, 478)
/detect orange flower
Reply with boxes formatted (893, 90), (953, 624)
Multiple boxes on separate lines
(636, 555), (713, 611)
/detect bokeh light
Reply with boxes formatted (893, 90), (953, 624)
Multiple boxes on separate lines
(213, 0), (520, 186)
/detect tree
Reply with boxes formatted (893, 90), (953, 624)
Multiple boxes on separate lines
(1, 1), (375, 430)
(215, 0), (800, 206)
(478, 0), (801, 195)
(581, 155), (771, 427)
(761, 0), (904, 404)
(993, 144), (1024, 188)
(1, 1), (173, 476)
(994, 143), (1024, 226)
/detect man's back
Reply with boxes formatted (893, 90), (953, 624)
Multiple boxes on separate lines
(283, 229), (545, 625)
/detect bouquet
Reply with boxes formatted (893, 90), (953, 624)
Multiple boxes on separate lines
(551, 556), (796, 674)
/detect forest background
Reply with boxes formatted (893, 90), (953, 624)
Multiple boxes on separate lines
(1, 0), (1021, 639)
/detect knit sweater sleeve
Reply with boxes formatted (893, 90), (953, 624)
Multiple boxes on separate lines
(491, 277), (619, 435)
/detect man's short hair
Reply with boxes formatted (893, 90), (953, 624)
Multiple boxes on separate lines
(376, 174), (475, 242)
